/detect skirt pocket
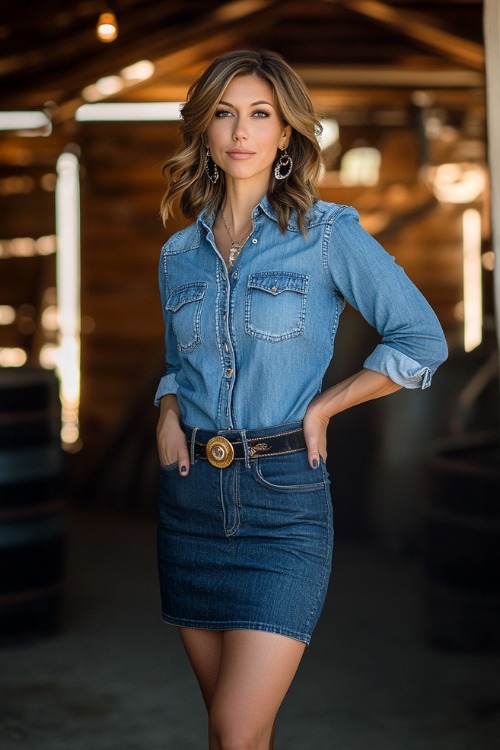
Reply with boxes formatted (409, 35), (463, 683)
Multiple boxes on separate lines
(253, 450), (327, 493)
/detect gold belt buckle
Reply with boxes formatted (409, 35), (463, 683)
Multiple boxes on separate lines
(206, 436), (235, 468)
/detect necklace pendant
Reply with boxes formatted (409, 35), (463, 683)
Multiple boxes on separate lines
(221, 209), (251, 269)
(228, 242), (243, 269)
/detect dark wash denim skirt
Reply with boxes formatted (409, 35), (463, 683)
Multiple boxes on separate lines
(157, 422), (333, 644)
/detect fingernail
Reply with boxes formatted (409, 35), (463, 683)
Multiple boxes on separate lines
(312, 459), (319, 469)
(180, 466), (187, 474)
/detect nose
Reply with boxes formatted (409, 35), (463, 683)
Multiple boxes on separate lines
(232, 117), (248, 141)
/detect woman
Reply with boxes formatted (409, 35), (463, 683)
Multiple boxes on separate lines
(155, 49), (447, 749)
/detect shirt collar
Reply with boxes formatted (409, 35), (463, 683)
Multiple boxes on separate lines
(197, 194), (280, 233)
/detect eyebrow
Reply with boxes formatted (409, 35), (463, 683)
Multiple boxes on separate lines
(218, 99), (275, 108)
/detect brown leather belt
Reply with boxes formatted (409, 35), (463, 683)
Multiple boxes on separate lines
(184, 426), (306, 468)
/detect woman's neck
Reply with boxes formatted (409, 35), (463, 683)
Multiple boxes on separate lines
(221, 177), (267, 234)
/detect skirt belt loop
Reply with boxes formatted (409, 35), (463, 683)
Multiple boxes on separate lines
(189, 426), (198, 466)
(240, 430), (250, 469)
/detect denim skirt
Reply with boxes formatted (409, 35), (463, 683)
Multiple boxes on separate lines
(157, 423), (333, 644)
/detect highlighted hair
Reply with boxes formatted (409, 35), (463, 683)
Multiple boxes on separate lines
(160, 49), (323, 234)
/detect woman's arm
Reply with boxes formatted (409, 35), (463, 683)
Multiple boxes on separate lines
(157, 394), (191, 476)
(302, 206), (447, 469)
(155, 246), (191, 476)
(325, 207), (448, 391)
(303, 369), (402, 468)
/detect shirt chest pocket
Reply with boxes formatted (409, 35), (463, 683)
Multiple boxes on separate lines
(245, 271), (309, 342)
(166, 282), (207, 353)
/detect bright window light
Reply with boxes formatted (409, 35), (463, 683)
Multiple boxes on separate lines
(41, 305), (59, 332)
(319, 119), (339, 150)
(56, 151), (81, 449)
(75, 102), (183, 122)
(121, 60), (155, 81)
(340, 147), (381, 186)
(5, 237), (37, 256)
(81, 84), (104, 103)
(0, 347), (27, 366)
(94, 75), (125, 97)
(36, 235), (57, 255)
(39, 343), (59, 369)
(462, 208), (483, 352)
(0, 234), (56, 258)
(0, 110), (51, 133)
(481, 251), (495, 271)
(0, 305), (16, 325)
(430, 163), (485, 203)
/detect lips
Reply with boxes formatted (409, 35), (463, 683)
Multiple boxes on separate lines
(227, 149), (255, 159)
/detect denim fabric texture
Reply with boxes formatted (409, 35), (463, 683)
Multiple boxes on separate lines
(157, 429), (333, 644)
(155, 197), (448, 430)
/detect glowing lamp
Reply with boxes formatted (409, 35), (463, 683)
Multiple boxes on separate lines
(96, 11), (118, 43)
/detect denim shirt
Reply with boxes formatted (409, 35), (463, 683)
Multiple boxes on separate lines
(155, 196), (448, 430)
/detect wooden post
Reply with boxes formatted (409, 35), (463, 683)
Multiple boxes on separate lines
(484, 0), (500, 413)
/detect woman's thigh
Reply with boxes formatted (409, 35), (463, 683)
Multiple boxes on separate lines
(208, 629), (306, 749)
(179, 627), (224, 710)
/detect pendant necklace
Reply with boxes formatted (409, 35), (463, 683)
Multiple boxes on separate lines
(221, 211), (252, 270)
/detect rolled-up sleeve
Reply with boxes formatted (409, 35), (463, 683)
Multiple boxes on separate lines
(326, 207), (448, 389)
(154, 246), (181, 406)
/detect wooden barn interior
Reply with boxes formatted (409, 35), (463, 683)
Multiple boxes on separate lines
(1, 0), (496, 506)
(1, 2), (500, 747)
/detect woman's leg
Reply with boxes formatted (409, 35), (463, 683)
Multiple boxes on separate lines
(179, 627), (305, 749)
(208, 629), (306, 750)
(179, 627), (224, 710)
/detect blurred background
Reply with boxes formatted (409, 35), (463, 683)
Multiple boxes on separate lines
(1, 1), (499, 748)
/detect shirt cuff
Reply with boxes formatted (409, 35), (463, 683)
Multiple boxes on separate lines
(363, 344), (433, 390)
(154, 372), (179, 406)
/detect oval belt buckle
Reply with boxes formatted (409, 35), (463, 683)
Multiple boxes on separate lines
(206, 436), (235, 468)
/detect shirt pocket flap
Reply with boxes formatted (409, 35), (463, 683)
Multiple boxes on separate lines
(247, 272), (308, 296)
(166, 282), (207, 312)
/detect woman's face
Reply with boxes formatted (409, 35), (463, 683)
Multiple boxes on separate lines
(206, 74), (291, 185)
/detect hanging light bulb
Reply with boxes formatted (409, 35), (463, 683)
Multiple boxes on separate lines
(96, 10), (118, 43)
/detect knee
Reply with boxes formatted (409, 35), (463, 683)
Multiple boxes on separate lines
(209, 720), (263, 750)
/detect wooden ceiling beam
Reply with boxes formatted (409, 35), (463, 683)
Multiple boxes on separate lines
(295, 65), (484, 88)
(324, 0), (485, 70)
(310, 85), (484, 110)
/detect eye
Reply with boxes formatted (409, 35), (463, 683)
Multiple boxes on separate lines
(215, 109), (233, 118)
(252, 109), (271, 118)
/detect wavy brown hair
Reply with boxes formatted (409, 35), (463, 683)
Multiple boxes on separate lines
(160, 49), (323, 234)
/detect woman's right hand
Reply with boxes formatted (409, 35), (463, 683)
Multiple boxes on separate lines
(156, 395), (191, 476)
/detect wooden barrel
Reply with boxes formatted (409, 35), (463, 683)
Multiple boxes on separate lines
(423, 433), (500, 651)
(0, 367), (66, 641)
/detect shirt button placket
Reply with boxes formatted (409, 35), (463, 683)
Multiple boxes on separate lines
(221, 277), (234, 426)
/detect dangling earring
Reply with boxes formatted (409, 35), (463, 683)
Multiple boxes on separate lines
(274, 147), (293, 180)
(204, 148), (219, 184)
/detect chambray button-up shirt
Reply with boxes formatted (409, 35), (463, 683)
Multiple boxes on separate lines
(155, 197), (448, 431)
